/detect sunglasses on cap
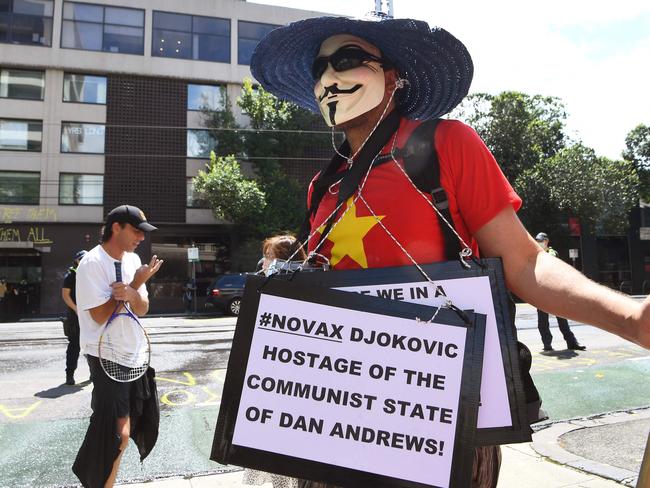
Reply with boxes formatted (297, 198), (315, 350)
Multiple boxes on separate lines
(312, 46), (390, 81)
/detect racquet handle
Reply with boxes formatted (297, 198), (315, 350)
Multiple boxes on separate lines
(114, 261), (122, 283)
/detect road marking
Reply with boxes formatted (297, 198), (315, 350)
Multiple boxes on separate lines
(0, 400), (42, 419)
(626, 356), (650, 362)
(160, 389), (197, 406)
(572, 358), (596, 366)
(606, 351), (633, 358)
(157, 372), (197, 386)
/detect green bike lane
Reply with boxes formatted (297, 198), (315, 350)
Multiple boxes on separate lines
(529, 346), (650, 421)
(1, 346), (649, 487)
(0, 369), (235, 488)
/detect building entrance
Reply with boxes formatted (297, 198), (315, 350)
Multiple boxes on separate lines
(0, 250), (41, 321)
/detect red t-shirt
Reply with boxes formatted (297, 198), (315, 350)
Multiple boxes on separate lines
(307, 118), (521, 270)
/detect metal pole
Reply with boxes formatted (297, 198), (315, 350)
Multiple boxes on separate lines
(192, 261), (197, 315)
(638, 433), (650, 488)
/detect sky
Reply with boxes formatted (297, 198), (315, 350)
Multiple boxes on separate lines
(250, 0), (650, 160)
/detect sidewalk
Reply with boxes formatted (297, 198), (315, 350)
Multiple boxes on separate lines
(120, 407), (650, 487)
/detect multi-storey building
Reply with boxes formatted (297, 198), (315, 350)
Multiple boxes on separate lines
(0, 0), (327, 318)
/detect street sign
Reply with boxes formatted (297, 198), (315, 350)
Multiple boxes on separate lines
(187, 247), (199, 262)
(640, 227), (650, 241)
(569, 249), (579, 259)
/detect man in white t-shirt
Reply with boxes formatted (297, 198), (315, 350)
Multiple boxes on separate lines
(73, 204), (163, 488)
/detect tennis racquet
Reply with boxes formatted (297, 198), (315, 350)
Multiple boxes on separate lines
(98, 261), (151, 382)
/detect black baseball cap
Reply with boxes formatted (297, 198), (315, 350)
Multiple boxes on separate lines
(535, 232), (549, 242)
(105, 205), (157, 232)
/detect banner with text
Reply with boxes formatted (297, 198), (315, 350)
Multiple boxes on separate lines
(288, 258), (530, 445)
(212, 276), (485, 488)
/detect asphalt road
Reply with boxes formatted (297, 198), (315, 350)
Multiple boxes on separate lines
(1, 306), (649, 487)
(0, 316), (237, 487)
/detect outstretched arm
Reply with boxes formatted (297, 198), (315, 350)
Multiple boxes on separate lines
(475, 206), (650, 348)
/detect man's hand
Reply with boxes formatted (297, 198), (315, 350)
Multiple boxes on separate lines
(111, 281), (140, 303)
(132, 255), (164, 289)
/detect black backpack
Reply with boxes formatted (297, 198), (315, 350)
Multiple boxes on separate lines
(302, 118), (546, 426)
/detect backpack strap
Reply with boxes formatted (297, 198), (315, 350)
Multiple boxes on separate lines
(401, 119), (462, 262)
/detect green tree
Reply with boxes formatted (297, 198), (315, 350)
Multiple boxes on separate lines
(623, 124), (650, 201)
(453, 91), (569, 234)
(193, 152), (266, 225)
(235, 79), (327, 237)
(453, 91), (640, 236)
(195, 79), (328, 245)
(453, 91), (567, 182)
(527, 144), (639, 234)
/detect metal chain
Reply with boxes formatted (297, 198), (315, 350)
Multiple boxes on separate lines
(282, 143), (384, 268)
(355, 188), (453, 319)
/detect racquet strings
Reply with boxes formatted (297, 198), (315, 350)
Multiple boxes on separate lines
(98, 261), (151, 382)
(99, 313), (151, 382)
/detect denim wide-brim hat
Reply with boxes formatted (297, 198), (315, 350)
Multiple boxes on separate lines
(250, 16), (473, 121)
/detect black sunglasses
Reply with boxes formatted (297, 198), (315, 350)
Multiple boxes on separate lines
(312, 46), (388, 80)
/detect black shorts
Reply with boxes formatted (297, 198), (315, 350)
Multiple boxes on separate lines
(86, 354), (138, 418)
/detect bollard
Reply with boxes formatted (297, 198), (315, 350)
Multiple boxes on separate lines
(638, 432), (650, 488)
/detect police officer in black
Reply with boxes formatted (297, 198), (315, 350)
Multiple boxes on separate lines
(61, 250), (86, 385)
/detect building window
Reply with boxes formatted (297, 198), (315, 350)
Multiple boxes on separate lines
(187, 129), (216, 158)
(0, 0), (53, 46)
(61, 122), (105, 153)
(152, 11), (230, 63)
(59, 173), (103, 205)
(238, 21), (278, 65)
(61, 2), (144, 55)
(63, 73), (106, 104)
(0, 68), (44, 100)
(0, 171), (39, 204)
(0, 118), (42, 151)
(186, 177), (208, 208)
(187, 84), (224, 111)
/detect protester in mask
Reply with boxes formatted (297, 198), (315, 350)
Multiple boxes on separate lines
(250, 14), (650, 487)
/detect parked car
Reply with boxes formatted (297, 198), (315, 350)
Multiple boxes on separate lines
(205, 273), (251, 316)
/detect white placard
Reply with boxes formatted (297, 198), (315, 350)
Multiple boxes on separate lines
(569, 248), (579, 259)
(232, 293), (470, 488)
(337, 275), (511, 429)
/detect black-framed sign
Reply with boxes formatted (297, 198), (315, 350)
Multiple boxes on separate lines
(285, 258), (530, 446)
(212, 276), (486, 488)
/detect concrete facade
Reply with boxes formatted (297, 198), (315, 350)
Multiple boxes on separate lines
(0, 0), (326, 318)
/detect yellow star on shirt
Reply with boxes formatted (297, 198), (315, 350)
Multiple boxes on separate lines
(318, 197), (384, 268)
